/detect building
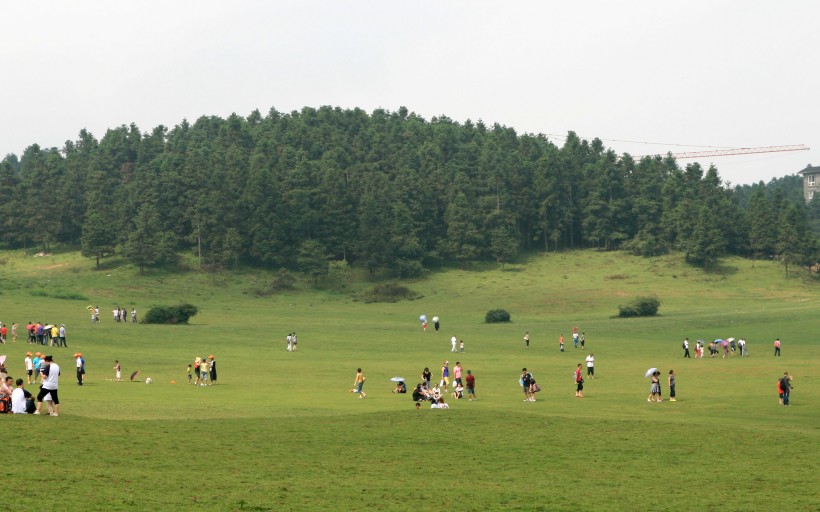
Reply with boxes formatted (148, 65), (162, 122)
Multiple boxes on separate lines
(798, 164), (820, 202)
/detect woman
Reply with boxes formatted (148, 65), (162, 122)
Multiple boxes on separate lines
(668, 370), (677, 402)
(648, 371), (661, 402)
(421, 367), (431, 389)
(575, 363), (584, 398)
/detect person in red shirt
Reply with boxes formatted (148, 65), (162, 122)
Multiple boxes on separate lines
(465, 370), (476, 401)
(0, 324), (6, 343)
(575, 363), (584, 398)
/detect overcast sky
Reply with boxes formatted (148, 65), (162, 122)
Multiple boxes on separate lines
(2, 1), (817, 185)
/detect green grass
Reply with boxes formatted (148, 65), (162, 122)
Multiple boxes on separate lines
(1, 250), (818, 511)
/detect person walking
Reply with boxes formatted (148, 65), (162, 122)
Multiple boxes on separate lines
(113, 360), (121, 382)
(35, 355), (60, 416)
(465, 370), (476, 401)
(668, 370), (677, 402)
(208, 355), (217, 385)
(352, 368), (366, 399)
(450, 335), (457, 353)
(75, 353), (84, 385)
(773, 338), (781, 356)
(559, 334), (565, 352)
(648, 371), (661, 402)
(440, 361), (450, 391)
(574, 363), (584, 398)
(523, 331), (530, 348)
(521, 368), (534, 402)
(779, 371), (793, 405)
(682, 338), (691, 358)
(585, 353), (595, 379)
(579, 332), (586, 350)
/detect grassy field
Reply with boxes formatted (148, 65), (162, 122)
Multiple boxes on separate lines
(1, 249), (817, 511)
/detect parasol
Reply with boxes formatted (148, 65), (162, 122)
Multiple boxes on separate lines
(390, 377), (405, 382)
(130, 370), (140, 381)
(645, 367), (658, 378)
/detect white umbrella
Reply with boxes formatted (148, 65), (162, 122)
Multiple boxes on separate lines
(44, 324), (54, 330)
(0, 355), (6, 365)
(726, 337), (735, 342)
(645, 367), (658, 378)
(432, 316), (440, 323)
(419, 315), (427, 323)
(390, 377), (405, 382)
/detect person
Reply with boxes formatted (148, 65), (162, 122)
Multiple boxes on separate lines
(25, 352), (34, 384)
(75, 353), (84, 385)
(58, 324), (67, 347)
(450, 335), (457, 353)
(393, 381), (407, 394)
(682, 338), (691, 358)
(459, 340), (464, 353)
(453, 362), (463, 388)
(12, 322), (17, 342)
(777, 377), (784, 405)
(113, 360), (121, 382)
(579, 332), (586, 350)
(422, 320), (428, 332)
(523, 331), (530, 348)
(0, 323), (7, 344)
(648, 371), (661, 402)
(780, 372), (793, 405)
(440, 361), (450, 391)
(11, 378), (28, 414)
(187, 364), (193, 384)
(465, 370), (476, 400)
(433, 317), (440, 333)
(738, 338), (747, 357)
(35, 355), (60, 416)
(575, 363), (584, 398)
(585, 353), (595, 379)
(199, 357), (210, 386)
(291, 333), (298, 351)
(286, 333), (293, 352)
(421, 367), (431, 389)
(430, 398), (440, 409)
(50, 325), (58, 347)
(131, 308), (137, 323)
(451, 382), (464, 400)
(774, 338), (781, 356)
(559, 334), (565, 352)
(437, 397), (449, 409)
(208, 355), (217, 384)
(521, 368), (534, 402)
(668, 370), (677, 402)
(0, 375), (13, 397)
(352, 368), (366, 398)
(412, 384), (425, 402)
(193, 356), (202, 385)
(573, 330), (579, 349)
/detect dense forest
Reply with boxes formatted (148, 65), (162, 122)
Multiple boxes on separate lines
(1, 106), (818, 276)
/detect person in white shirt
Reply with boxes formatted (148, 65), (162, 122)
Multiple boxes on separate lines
(585, 353), (595, 379)
(35, 355), (60, 416)
(450, 335), (457, 352)
(11, 379), (28, 414)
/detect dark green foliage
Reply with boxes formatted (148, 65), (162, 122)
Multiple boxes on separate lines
(1, 107), (817, 275)
(143, 304), (199, 324)
(485, 309), (511, 323)
(618, 296), (661, 317)
(362, 284), (421, 303)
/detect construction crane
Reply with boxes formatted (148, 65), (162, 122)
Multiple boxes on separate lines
(636, 144), (810, 159)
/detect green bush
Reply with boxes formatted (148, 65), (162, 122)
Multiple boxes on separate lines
(618, 296), (661, 317)
(363, 284), (421, 303)
(485, 309), (511, 323)
(143, 303), (199, 324)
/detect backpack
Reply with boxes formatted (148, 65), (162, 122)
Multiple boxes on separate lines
(0, 395), (10, 414)
(780, 377), (791, 391)
(682, 342), (686, 349)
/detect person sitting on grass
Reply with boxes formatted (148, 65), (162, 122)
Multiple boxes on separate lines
(393, 381), (407, 394)
(451, 383), (464, 400)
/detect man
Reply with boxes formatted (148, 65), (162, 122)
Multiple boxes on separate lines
(780, 372), (793, 406)
(579, 332), (586, 350)
(35, 354), (60, 416)
(465, 370), (476, 401)
(0, 376), (13, 397)
(25, 352), (34, 384)
(58, 324), (67, 347)
(450, 335), (457, 353)
(682, 338), (691, 358)
(523, 331), (530, 348)
(11, 378), (29, 414)
(773, 338), (781, 356)
(738, 338), (747, 357)
(521, 368), (534, 402)
(75, 353), (84, 385)
(585, 353), (595, 379)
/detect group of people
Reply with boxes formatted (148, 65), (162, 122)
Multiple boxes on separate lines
(188, 355), (217, 386)
(87, 306), (137, 323)
(647, 370), (677, 402)
(682, 337), (750, 358)
(0, 353), (61, 415)
(556, 326), (587, 352)
(286, 333), (299, 352)
(20, 322), (68, 347)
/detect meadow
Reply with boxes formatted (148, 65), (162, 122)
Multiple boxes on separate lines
(1, 249), (818, 511)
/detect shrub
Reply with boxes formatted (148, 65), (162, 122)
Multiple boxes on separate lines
(362, 284), (421, 303)
(485, 309), (511, 323)
(618, 296), (661, 317)
(143, 303), (199, 324)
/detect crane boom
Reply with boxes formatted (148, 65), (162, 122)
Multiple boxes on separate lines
(641, 144), (809, 159)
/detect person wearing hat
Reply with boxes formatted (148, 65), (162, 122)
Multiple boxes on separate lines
(208, 355), (217, 385)
(75, 353), (84, 385)
(25, 352), (34, 384)
(440, 361), (450, 392)
(35, 354), (60, 416)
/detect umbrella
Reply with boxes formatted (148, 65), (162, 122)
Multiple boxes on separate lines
(130, 370), (140, 382)
(43, 325), (54, 330)
(714, 339), (723, 343)
(645, 367), (658, 378)
(726, 337), (735, 342)
(390, 377), (405, 382)
(419, 315), (427, 323)
(432, 316), (440, 323)
(0, 355), (5, 365)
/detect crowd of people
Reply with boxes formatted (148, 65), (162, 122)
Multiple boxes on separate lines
(188, 355), (217, 386)
(0, 353), (61, 415)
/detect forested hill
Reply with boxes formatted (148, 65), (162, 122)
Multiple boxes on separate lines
(1, 106), (817, 276)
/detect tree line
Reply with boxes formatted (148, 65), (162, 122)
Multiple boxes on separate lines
(1, 105), (818, 276)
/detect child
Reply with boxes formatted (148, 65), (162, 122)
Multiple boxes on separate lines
(113, 360), (121, 382)
(459, 340), (465, 353)
(199, 358), (210, 386)
(559, 334), (565, 352)
(187, 364), (193, 384)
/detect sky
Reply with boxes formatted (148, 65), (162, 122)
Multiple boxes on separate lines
(1, 1), (818, 186)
